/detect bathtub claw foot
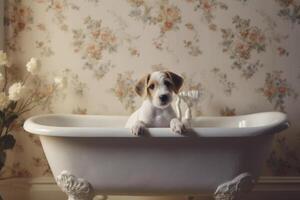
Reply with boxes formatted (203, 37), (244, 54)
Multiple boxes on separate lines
(214, 172), (254, 200)
(56, 170), (94, 200)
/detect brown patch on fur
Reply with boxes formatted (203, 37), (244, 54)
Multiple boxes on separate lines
(162, 79), (173, 91)
(164, 71), (184, 93)
(135, 74), (150, 97)
(147, 79), (159, 99)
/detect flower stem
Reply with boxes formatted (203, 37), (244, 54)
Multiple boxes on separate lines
(2, 67), (7, 92)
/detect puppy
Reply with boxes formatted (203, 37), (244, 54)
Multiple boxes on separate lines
(125, 71), (185, 135)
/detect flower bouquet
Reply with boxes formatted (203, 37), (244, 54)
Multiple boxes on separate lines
(0, 50), (61, 173)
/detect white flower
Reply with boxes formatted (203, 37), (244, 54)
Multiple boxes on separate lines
(54, 77), (68, 89)
(8, 82), (26, 101)
(0, 92), (9, 110)
(0, 50), (8, 66)
(26, 57), (40, 75)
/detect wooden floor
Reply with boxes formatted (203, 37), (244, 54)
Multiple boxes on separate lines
(0, 177), (299, 200)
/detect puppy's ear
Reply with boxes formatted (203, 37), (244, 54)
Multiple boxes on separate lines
(135, 74), (150, 97)
(165, 71), (183, 94)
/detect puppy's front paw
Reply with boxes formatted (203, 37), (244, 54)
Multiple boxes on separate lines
(131, 121), (146, 136)
(170, 118), (185, 135)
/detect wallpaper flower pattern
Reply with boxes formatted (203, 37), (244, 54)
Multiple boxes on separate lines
(72, 16), (118, 79)
(1, 0), (300, 179)
(221, 15), (266, 79)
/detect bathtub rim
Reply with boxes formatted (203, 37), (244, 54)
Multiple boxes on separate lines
(23, 111), (289, 138)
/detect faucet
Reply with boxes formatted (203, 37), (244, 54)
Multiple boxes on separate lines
(176, 90), (201, 128)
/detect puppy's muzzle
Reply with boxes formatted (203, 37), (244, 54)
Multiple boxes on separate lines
(159, 94), (169, 104)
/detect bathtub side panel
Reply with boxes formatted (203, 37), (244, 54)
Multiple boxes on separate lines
(40, 135), (272, 195)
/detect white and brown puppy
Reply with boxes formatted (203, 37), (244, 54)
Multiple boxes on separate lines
(125, 71), (185, 135)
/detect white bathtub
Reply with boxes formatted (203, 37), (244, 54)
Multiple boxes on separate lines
(24, 112), (289, 200)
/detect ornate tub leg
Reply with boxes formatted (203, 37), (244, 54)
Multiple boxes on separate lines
(56, 170), (95, 200)
(214, 173), (254, 200)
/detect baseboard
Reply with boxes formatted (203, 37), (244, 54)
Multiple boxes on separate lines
(0, 178), (30, 200)
(1, 176), (300, 200)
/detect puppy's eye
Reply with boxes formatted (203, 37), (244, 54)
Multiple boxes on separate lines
(164, 81), (171, 87)
(149, 84), (155, 90)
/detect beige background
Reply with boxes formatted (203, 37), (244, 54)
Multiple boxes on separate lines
(0, 0), (4, 49)
(1, 0), (300, 183)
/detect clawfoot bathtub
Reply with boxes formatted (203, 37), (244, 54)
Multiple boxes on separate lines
(24, 112), (289, 200)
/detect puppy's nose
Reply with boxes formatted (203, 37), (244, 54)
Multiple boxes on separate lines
(159, 94), (169, 102)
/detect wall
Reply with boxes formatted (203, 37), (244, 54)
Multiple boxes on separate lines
(1, 0), (300, 187)
(0, 0), (4, 49)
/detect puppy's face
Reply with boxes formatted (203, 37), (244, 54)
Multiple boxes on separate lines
(135, 71), (183, 109)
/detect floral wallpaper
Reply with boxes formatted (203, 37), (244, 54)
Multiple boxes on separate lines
(0, 1), (4, 49)
(1, 0), (300, 180)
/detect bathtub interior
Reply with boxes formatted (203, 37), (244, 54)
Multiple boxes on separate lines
(23, 111), (288, 138)
(29, 111), (286, 128)
(32, 114), (127, 127)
